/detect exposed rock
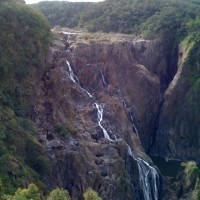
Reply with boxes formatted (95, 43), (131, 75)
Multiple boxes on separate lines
(151, 42), (200, 162)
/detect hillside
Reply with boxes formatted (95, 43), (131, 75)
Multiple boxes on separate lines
(0, 0), (51, 195)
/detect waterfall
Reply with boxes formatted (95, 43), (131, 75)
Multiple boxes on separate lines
(127, 145), (159, 200)
(100, 69), (108, 87)
(94, 103), (113, 141)
(66, 60), (93, 98)
(66, 60), (80, 84)
(66, 60), (113, 141)
(119, 97), (139, 137)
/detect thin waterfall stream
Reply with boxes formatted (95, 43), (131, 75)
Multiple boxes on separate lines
(66, 59), (160, 200)
(118, 90), (139, 137)
(100, 69), (108, 87)
(66, 60), (112, 140)
(122, 99), (139, 137)
(66, 60), (79, 84)
(66, 60), (93, 98)
(94, 103), (113, 141)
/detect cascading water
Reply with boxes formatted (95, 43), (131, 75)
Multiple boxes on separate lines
(117, 89), (159, 200)
(66, 60), (93, 98)
(94, 103), (113, 141)
(127, 145), (160, 200)
(118, 92), (139, 137)
(66, 60), (114, 141)
(66, 60), (79, 84)
(122, 99), (139, 137)
(100, 69), (108, 87)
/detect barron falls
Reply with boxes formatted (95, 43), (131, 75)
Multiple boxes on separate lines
(26, 29), (199, 200)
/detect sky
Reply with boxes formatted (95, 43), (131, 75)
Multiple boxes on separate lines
(25, 0), (104, 4)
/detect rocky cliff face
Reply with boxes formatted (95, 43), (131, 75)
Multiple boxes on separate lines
(151, 42), (200, 162)
(30, 31), (180, 200)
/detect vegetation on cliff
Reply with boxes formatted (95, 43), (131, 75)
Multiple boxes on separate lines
(0, 183), (100, 200)
(0, 0), (51, 195)
(177, 162), (200, 200)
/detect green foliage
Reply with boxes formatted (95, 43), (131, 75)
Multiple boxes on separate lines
(182, 17), (200, 113)
(8, 184), (41, 200)
(47, 188), (71, 200)
(182, 162), (200, 178)
(1, 185), (72, 200)
(31, 1), (95, 28)
(54, 124), (68, 137)
(83, 188), (102, 200)
(193, 179), (200, 200)
(181, 162), (200, 200)
(0, 2), (51, 194)
(0, 1), (51, 119)
(32, 0), (200, 39)
(24, 138), (52, 175)
(54, 123), (76, 138)
(0, 106), (50, 193)
(0, 2), (51, 80)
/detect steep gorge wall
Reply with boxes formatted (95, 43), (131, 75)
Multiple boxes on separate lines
(151, 42), (200, 162)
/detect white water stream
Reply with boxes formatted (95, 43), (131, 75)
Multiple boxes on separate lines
(127, 145), (159, 200)
(66, 60), (113, 140)
(121, 98), (139, 137)
(66, 60), (92, 98)
(100, 69), (108, 87)
(94, 103), (113, 141)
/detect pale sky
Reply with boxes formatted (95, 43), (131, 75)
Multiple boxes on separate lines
(26, 0), (104, 4)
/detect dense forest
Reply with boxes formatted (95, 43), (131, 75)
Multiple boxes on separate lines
(32, 0), (200, 38)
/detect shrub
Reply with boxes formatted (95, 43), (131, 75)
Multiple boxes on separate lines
(8, 184), (41, 200)
(83, 188), (102, 200)
(47, 188), (71, 200)
(54, 123), (76, 138)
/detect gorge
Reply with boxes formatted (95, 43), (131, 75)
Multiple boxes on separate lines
(29, 29), (198, 199)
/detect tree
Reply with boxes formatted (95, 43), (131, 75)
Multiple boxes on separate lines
(47, 188), (71, 200)
(83, 188), (102, 200)
(8, 184), (41, 200)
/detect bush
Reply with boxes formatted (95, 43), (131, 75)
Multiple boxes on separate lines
(47, 188), (71, 200)
(83, 188), (102, 200)
(8, 184), (41, 200)
(54, 124), (69, 138)
(54, 123), (76, 138)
